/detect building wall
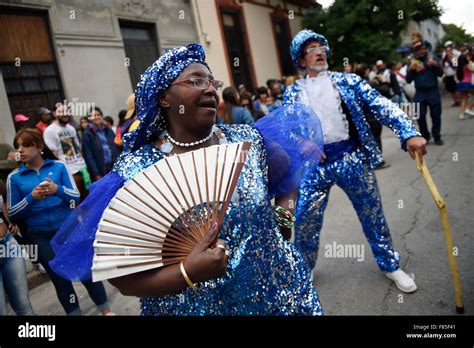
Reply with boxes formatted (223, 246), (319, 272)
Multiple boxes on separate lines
(420, 19), (446, 47)
(190, 0), (233, 88)
(51, 0), (198, 118)
(1, 0), (312, 144)
(50, 0), (131, 121)
(242, 2), (281, 86)
(0, 0), (198, 142)
(401, 19), (446, 47)
(191, 0), (311, 91)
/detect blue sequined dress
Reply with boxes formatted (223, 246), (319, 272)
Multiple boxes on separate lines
(111, 124), (322, 315)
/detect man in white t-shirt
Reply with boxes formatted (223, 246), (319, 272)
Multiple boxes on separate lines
(44, 104), (88, 201)
(442, 41), (461, 107)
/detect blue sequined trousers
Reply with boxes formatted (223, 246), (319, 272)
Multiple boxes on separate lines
(295, 149), (400, 272)
(113, 125), (324, 315)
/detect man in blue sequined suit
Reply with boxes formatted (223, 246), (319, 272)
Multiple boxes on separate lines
(283, 30), (427, 293)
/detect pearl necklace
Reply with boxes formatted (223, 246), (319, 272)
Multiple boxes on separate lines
(159, 126), (227, 154)
(166, 130), (213, 148)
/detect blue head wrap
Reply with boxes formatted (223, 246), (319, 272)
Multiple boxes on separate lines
(123, 43), (210, 152)
(290, 29), (330, 70)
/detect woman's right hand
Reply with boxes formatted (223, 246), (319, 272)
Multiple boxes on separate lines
(182, 222), (229, 284)
(31, 186), (46, 200)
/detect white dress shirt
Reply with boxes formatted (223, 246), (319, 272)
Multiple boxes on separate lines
(296, 72), (350, 144)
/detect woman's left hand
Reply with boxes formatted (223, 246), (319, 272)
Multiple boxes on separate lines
(40, 178), (58, 196)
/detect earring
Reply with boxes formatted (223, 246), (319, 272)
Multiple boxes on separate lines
(40, 150), (44, 155)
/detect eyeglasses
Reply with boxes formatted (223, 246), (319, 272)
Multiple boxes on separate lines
(305, 45), (328, 55)
(171, 78), (224, 91)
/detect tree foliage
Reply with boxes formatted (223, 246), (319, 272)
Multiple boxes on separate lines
(303, 0), (442, 67)
(436, 23), (474, 51)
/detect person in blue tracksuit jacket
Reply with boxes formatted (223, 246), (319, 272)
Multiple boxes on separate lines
(7, 128), (113, 315)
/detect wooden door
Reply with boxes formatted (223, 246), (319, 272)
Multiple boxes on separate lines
(0, 11), (63, 130)
(120, 21), (160, 90)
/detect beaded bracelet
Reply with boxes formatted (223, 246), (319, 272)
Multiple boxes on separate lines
(273, 205), (296, 229)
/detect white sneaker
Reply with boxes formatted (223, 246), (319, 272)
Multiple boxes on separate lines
(385, 269), (417, 293)
(465, 109), (474, 116)
(459, 113), (466, 120)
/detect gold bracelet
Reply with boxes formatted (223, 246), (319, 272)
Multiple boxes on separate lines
(180, 261), (198, 290)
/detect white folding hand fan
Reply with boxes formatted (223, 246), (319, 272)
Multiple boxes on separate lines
(92, 141), (250, 282)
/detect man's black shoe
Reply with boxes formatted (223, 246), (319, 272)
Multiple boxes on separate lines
(434, 138), (444, 146)
(375, 161), (391, 170)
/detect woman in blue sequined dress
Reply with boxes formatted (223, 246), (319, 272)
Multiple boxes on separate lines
(50, 43), (324, 315)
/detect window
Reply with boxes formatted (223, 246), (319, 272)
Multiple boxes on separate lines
(272, 17), (296, 76)
(2, 63), (61, 97)
(120, 21), (160, 90)
(219, 9), (254, 89)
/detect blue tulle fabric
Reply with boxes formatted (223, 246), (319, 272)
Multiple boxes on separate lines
(49, 172), (125, 281)
(254, 103), (324, 198)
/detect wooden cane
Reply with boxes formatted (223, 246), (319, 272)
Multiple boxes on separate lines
(415, 152), (464, 314)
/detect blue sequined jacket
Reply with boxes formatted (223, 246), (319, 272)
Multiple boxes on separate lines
(283, 72), (421, 169)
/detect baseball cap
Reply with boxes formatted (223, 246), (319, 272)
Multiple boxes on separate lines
(35, 107), (51, 115)
(14, 114), (29, 123)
